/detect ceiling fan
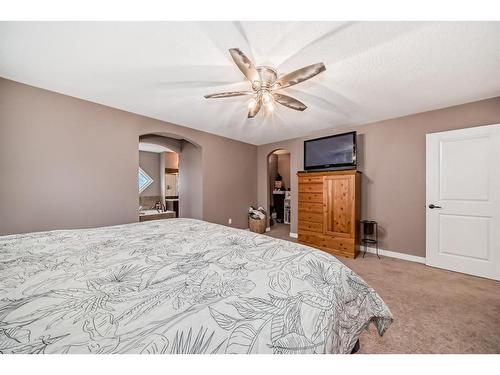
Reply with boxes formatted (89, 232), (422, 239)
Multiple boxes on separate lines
(204, 48), (326, 118)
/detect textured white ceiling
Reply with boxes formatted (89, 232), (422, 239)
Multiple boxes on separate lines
(1, 21), (499, 145)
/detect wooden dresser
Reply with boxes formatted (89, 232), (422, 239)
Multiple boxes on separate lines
(297, 170), (361, 258)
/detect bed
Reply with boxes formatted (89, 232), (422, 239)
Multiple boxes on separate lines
(0, 218), (392, 354)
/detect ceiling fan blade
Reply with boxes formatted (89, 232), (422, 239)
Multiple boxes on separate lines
(229, 48), (261, 84)
(273, 63), (326, 89)
(204, 91), (253, 99)
(248, 98), (262, 118)
(273, 93), (307, 111)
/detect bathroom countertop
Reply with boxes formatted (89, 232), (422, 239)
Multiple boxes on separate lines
(139, 210), (176, 222)
(139, 210), (176, 216)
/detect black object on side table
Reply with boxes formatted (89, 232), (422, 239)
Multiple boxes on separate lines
(360, 220), (379, 259)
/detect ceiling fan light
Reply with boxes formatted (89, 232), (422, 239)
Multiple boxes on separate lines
(204, 48), (325, 118)
(248, 98), (257, 110)
(265, 101), (274, 112)
(262, 91), (273, 104)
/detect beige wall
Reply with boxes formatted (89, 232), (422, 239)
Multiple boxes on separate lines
(0, 78), (257, 235)
(139, 151), (160, 197)
(268, 153), (278, 208)
(165, 152), (179, 170)
(257, 96), (500, 257)
(277, 153), (290, 190)
(178, 141), (203, 219)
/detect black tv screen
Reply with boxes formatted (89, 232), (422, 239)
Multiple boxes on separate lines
(304, 131), (357, 170)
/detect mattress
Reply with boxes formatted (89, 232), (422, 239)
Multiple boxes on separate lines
(0, 218), (392, 354)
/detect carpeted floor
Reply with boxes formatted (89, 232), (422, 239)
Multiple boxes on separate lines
(267, 223), (291, 238)
(265, 226), (500, 354)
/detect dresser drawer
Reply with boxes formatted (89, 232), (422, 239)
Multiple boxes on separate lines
(298, 202), (323, 214)
(298, 231), (356, 258)
(298, 183), (323, 193)
(298, 192), (323, 203)
(298, 176), (323, 184)
(298, 211), (323, 223)
(298, 220), (323, 233)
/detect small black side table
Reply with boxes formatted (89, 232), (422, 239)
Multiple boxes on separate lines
(360, 220), (379, 259)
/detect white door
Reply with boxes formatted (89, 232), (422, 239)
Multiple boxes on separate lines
(426, 124), (500, 280)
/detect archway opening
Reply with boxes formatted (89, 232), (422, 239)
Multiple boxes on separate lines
(137, 133), (202, 222)
(267, 148), (291, 239)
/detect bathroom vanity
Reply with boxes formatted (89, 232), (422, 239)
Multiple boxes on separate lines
(139, 210), (176, 222)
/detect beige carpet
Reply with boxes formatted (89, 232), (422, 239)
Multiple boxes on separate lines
(265, 227), (500, 354)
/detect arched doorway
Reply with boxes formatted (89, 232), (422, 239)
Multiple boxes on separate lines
(137, 133), (202, 222)
(267, 148), (291, 239)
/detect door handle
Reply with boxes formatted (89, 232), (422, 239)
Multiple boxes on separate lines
(428, 204), (442, 209)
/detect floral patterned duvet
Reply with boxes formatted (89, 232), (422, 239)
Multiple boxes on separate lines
(0, 218), (392, 354)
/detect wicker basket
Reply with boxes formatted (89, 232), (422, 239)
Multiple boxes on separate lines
(249, 216), (266, 234)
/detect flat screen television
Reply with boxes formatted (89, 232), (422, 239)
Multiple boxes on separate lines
(304, 131), (357, 170)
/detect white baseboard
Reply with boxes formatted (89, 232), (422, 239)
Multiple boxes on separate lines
(363, 246), (426, 264)
(260, 226), (424, 264)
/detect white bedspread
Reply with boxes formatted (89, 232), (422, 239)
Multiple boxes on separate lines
(0, 219), (392, 354)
